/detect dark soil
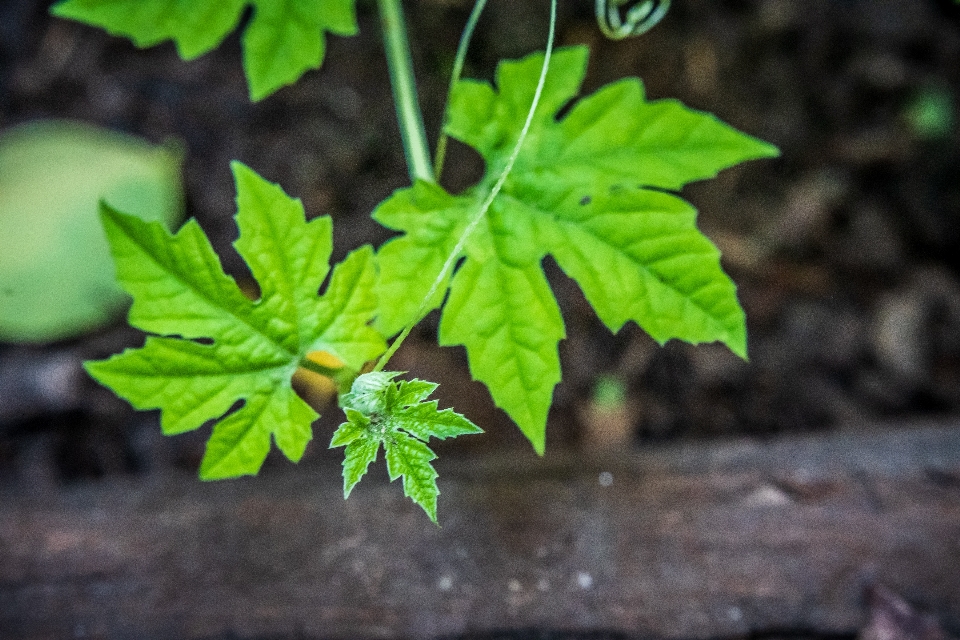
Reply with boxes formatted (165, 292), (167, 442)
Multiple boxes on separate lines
(1, 0), (960, 480)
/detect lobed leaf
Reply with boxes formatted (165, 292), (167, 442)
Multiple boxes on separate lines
(331, 371), (482, 522)
(87, 162), (385, 479)
(374, 46), (778, 452)
(51, 0), (358, 100)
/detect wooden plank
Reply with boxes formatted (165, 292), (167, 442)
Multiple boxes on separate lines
(1, 423), (959, 640)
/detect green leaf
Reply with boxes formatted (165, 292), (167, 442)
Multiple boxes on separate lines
(439, 259), (563, 454)
(374, 46), (778, 452)
(385, 432), (439, 523)
(342, 437), (379, 498)
(51, 0), (358, 101)
(86, 161), (385, 479)
(395, 401), (486, 442)
(331, 371), (482, 522)
(393, 379), (439, 407)
(330, 409), (368, 446)
(373, 181), (464, 334)
(0, 120), (183, 343)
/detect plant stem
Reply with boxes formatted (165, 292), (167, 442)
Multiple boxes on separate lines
(378, 0), (434, 184)
(374, 0), (559, 373)
(434, 0), (488, 180)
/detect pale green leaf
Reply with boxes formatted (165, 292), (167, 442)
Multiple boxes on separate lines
(0, 120), (182, 343)
(51, 0), (359, 100)
(393, 379), (439, 407)
(87, 162), (385, 479)
(330, 410), (368, 447)
(330, 371), (481, 522)
(339, 371), (400, 415)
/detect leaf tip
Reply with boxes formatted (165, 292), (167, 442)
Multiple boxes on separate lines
(81, 357), (109, 388)
(343, 478), (358, 500)
(198, 462), (250, 482)
(247, 82), (275, 103)
(97, 198), (125, 223)
(754, 139), (782, 160)
(229, 160), (259, 186)
(729, 333), (749, 361)
(532, 438), (546, 457)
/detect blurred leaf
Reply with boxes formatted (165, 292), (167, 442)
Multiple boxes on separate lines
(0, 120), (183, 342)
(905, 86), (954, 140)
(592, 374), (627, 411)
(51, 0), (359, 101)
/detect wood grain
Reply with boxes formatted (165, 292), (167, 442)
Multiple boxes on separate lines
(1, 423), (959, 640)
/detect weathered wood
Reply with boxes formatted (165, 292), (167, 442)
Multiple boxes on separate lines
(1, 423), (959, 640)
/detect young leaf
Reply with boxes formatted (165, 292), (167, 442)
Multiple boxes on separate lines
(374, 46), (779, 453)
(50, 0), (358, 101)
(330, 371), (483, 523)
(86, 162), (385, 479)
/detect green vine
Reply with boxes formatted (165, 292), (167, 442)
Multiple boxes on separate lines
(54, 0), (779, 522)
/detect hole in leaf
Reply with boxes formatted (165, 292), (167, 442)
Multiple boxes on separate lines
(440, 138), (485, 194)
(236, 276), (260, 301)
(553, 95), (579, 122)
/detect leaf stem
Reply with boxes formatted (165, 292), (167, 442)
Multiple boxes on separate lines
(378, 0), (435, 184)
(434, 0), (489, 180)
(374, 0), (559, 373)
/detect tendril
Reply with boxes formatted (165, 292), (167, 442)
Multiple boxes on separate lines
(435, 0), (489, 180)
(595, 0), (670, 40)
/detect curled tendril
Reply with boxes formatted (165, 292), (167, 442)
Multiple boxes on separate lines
(596, 0), (670, 40)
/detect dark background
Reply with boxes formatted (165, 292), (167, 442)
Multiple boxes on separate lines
(1, 0), (959, 484)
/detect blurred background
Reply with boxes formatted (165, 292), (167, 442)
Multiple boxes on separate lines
(2, 0), (960, 479)
(2, 1), (960, 639)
